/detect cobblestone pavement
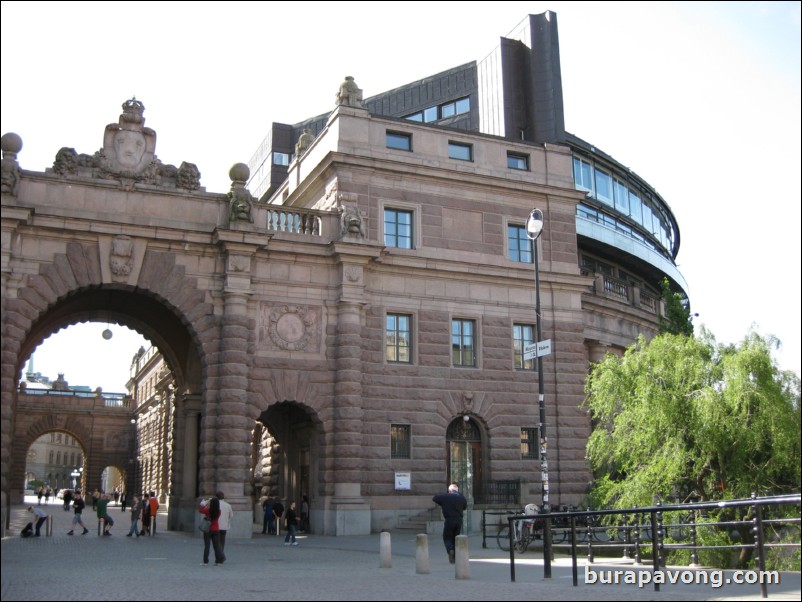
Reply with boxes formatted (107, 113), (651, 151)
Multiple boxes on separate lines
(2, 499), (799, 601)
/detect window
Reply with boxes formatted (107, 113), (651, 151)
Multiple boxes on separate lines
(521, 427), (539, 459)
(448, 142), (472, 161)
(386, 314), (412, 363)
(573, 157), (593, 193)
(507, 225), (533, 263)
(384, 208), (413, 248)
(513, 323), (536, 370)
(403, 97), (470, 123)
(594, 168), (613, 205)
(386, 131), (412, 151)
(614, 178), (630, 214)
(452, 319), (476, 367)
(391, 424), (411, 459)
(272, 152), (291, 166)
(507, 152), (529, 171)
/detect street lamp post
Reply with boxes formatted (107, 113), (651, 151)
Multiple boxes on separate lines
(525, 208), (552, 578)
(70, 467), (82, 491)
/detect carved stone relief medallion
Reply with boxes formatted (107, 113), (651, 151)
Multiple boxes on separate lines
(268, 304), (315, 351)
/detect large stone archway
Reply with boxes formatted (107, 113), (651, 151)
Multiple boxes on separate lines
(1, 243), (220, 533)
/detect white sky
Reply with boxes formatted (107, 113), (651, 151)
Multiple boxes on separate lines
(3, 1), (800, 390)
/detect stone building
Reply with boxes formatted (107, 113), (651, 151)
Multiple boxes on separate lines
(127, 345), (173, 503)
(1, 11), (687, 536)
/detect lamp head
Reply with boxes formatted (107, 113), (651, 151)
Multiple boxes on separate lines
(525, 208), (544, 240)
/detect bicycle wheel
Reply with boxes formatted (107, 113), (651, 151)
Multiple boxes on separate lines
(516, 533), (531, 554)
(496, 525), (511, 552)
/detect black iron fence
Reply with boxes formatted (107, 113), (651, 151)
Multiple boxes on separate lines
(500, 493), (800, 598)
(477, 479), (520, 505)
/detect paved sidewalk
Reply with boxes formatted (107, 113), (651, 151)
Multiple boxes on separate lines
(2, 500), (799, 601)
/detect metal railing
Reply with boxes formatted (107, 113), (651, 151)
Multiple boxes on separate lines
(18, 387), (131, 406)
(503, 493), (800, 598)
(478, 479), (520, 505)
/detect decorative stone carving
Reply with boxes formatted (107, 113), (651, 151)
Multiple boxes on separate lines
(462, 391), (474, 414)
(335, 76), (364, 108)
(340, 203), (365, 240)
(100, 98), (157, 178)
(295, 128), (315, 157)
(104, 431), (128, 451)
(1, 132), (22, 196)
(227, 163), (254, 224)
(52, 373), (69, 391)
(228, 255), (251, 273)
(268, 305), (316, 351)
(110, 235), (134, 278)
(48, 99), (201, 191)
(259, 303), (322, 352)
(176, 161), (201, 191)
(344, 265), (362, 283)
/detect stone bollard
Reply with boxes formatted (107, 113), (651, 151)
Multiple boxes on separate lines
(416, 533), (430, 574)
(46, 514), (53, 537)
(455, 534), (470, 580)
(380, 531), (392, 568)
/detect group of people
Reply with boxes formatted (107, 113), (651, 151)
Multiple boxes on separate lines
(28, 481), (468, 567)
(260, 495), (309, 543)
(25, 489), (161, 538)
(125, 491), (161, 537)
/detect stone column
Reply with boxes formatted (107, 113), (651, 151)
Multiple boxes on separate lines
(330, 299), (370, 534)
(326, 241), (382, 535)
(208, 234), (259, 538)
(168, 393), (201, 531)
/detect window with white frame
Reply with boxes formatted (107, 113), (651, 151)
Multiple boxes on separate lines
(513, 323), (536, 370)
(384, 208), (413, 248)
(451, 319), (476, 367)
(386, 314), (412, 363)
(508, 225), (533, 263)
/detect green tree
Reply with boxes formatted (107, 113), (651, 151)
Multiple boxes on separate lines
(585, 329), (800, 566)
(658, 277), (694, 336)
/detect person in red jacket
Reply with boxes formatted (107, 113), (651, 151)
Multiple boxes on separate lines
(147, 491), (159, 535)
(199, 497), (225, 566)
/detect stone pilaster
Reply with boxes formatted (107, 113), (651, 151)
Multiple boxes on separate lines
(326, 241), (382, 535)
(209, 232), (261, 537)
(168, 393), (201, 531)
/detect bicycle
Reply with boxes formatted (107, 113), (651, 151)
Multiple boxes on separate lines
(497, 503), (542, 553)
(496, 517), (540, 553)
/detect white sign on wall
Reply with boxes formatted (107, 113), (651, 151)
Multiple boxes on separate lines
(394, 471), (411, 491)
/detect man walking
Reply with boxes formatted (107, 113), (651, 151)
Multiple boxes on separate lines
(433, 483), (468, 564)
(67, 492), (89, 535)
